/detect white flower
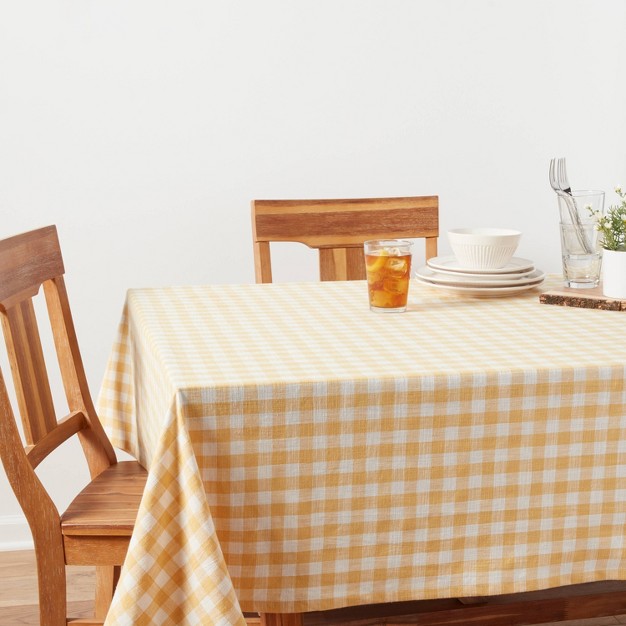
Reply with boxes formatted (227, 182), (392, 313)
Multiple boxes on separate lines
(616, 186), (623, 194)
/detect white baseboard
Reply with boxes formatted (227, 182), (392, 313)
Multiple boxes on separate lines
(0, 514), (34, 551)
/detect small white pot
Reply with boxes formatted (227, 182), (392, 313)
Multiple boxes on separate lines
(602, 249), (626, 299)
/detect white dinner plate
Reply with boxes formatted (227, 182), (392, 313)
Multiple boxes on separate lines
(415, 266), (545, 287)
(414, 275), (545, 296)
(427, 255), (535, 275)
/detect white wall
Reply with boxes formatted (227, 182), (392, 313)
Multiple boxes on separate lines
(1, 0), (625, 549)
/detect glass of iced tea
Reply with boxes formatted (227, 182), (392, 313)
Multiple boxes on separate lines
(364, 239), (413, 313)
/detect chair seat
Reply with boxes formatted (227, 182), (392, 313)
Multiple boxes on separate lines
(61, 461), (146, 536)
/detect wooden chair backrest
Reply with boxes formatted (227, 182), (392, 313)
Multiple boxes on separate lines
(0, 226), (115, 494)
(251, 196), (439, 282)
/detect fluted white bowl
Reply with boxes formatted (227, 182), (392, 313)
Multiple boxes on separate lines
(448, 228), (521, 269)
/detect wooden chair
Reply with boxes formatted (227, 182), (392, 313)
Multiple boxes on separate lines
(251, 196), (439, 283)
(0, 225), (147, 626)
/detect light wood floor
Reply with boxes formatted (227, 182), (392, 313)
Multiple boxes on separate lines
(3, 550), (626, 626)
(0, 550), (94, 625)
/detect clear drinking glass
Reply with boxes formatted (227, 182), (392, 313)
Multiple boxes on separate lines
(364, 240), (413, 312)
(558, 190), (605, 289)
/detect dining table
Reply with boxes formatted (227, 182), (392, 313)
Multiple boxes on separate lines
(96, 275), (626, 625)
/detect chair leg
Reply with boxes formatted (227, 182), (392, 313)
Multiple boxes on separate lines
(36, 547), (67, 626)
(94, 565), (120, 619)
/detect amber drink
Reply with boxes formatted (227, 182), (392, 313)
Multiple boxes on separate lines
(364, 240), (413, 313)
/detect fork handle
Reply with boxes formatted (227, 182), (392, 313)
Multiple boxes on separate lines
(558, 191), (594, 255)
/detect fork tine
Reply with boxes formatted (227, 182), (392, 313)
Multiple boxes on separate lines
(550, 158), (562, 191)
(562, 158), (571, 192)
(558, 157), (570, 193)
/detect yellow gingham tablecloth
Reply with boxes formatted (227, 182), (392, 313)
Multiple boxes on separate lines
(97, 277), (626, 624)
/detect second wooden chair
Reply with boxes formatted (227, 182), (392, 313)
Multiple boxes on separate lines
(251, 196), (439, 283)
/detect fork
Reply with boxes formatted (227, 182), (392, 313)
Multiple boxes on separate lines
(557, 157), (577, 197)
(548, 157), (560, 194)
(549, 157), (593, 254)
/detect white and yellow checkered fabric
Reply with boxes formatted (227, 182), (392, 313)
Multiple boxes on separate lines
(98, 277), (626, 622)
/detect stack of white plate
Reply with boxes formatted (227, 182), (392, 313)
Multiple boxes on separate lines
(414, 256), (545, 296)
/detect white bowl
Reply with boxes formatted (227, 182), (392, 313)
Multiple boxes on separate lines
(447, 228), (521, 269)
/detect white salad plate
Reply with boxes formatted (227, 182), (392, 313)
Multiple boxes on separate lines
(426, 255), (535, 275)
(423, 263), (537, 280)
(414, 266), (545, 288)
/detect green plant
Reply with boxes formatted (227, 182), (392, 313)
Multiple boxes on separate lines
(589, 187), (626, 251)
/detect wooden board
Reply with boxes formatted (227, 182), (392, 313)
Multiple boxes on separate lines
(539, 284), (626, 311)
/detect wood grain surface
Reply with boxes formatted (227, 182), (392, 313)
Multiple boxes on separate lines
(540, 285), (626, 311)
